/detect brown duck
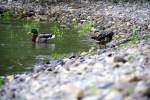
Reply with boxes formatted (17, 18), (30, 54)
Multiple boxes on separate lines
(91, 31), (114, 45)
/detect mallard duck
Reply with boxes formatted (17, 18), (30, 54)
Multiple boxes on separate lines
(91, 31), (114, 45)
(31, 29), (55, 43)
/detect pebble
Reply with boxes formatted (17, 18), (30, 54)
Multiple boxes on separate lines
(82, 96), (100, 100)
(134, 81), (150, 96)
(98, 82), (114, 89)
(104, 91), (124, 100)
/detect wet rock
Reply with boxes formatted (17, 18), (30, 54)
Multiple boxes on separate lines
(38, 15), (48, 21)
(46, 66), (55, 72)
(21, 10), (35, 18)
(119, 74), (141, 83)
(81, 52), (88, 56)
(128, 75), (141, 82)
(70, 63), (88, 74)
(98, 82), (114, 89)
(26, 10), (35, 17)
(69, 53), (77, 59)
(92, 62), (104, 74)
(6, 75), (14, 81)
(106, 54), (127, 64)
(33, 65), (45, 72)
(79, 57), (85, 63)
(113, 56), (127, 64)
(50, 60), (65, 66)
(135, 81), (150, 97)
(44, 60), (65, 72)
(61, 83), (84, 100)
(82, 96), (100, 100)
(104, 90), (124, 100)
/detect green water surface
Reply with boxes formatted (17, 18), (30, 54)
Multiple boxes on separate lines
(0, 20), (93, 75)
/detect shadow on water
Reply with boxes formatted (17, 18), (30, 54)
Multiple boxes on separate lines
(0, 20), (93, 75)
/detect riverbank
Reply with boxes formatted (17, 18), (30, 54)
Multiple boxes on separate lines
(0, 1), (150, 100)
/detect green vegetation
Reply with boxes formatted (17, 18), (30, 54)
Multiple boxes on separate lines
(22, 18), (94, 39)
(128, 27), (141, 45)
(49, 20), (94, 37)
(23, 20), (40, 33)
(0, 11), (14, 22)
(50, 22), (64, 37)
(51, 53), (68, 59)
(71, 19), (95, 36)
(129, 27), (150, 44)
(79, 21), (94, 36)
(0, 77), (5, 87)
(119, 27), (150, 48)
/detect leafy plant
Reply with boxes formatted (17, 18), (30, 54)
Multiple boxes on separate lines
(129, 27), (150, 44)
(0, 11), (14, 22)
(128, 27), (141, 45)
(119, 26), (150, 48)
(0, 77), (5, 88)
(51, 53), (67, 59)
(23, 20), (40, 33)
(50, 22), (64, 38)
(79, 21), (94, 36)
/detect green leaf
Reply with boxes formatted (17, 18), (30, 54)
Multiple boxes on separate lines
(0, 78), (5, 87)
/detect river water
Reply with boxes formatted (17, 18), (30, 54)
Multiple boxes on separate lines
(0, 20), (93, 75)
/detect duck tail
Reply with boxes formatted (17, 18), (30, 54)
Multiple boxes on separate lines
(48, 34), (55, 40)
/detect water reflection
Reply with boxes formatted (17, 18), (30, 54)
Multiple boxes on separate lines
(0, 20), (93, 75)
(32, 43), (55, 50)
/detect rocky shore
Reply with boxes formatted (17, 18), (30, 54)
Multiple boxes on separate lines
(0, 1), (150, 100)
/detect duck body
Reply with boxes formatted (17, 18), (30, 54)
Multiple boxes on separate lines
(31, 29), (55, 43)
(91, 31), (114, 45)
